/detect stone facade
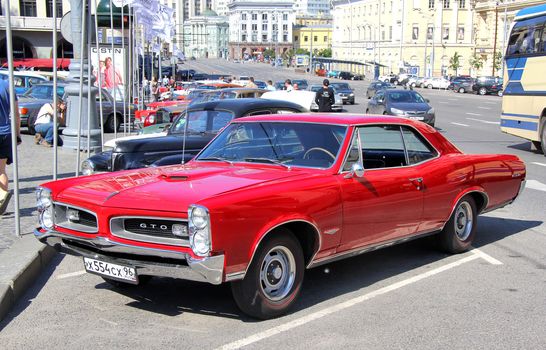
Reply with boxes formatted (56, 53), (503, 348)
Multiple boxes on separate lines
(182, 11), (229, 59)
(293, 25), (332, 53)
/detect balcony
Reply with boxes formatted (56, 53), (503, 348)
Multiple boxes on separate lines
(0, 16), (61, 31)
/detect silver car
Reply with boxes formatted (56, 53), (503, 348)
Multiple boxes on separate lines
(308, 85), (343, 112)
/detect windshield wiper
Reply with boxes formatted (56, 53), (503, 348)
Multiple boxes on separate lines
(244, 157), (291, 169)
(198, 157), (233, 165)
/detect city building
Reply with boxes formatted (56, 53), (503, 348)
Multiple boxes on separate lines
(182, 9), (229, 59)
(473, 0), (543, 76)
(332, 0), (475, 77)
(0, 0), (72, 60)
(293, 24), (332, 53)
(227, 0), (295, 60)
(294, 0), (332, 17)
(296, 14), (333, 26)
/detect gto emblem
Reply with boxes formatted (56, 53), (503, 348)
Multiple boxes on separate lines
(139, 223), (169, 230)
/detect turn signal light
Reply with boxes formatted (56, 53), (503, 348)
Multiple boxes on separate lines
(20, 107), (28, 115)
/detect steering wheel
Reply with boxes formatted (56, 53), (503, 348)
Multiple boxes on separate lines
(303, 147), (336, 161)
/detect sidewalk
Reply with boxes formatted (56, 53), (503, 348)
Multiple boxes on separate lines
(0, 133), (90, 321)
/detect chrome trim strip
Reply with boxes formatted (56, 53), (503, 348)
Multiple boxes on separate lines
(324, 228), (340, 235)
(54, 201), (98, 234)
(244, 219), (322, 276)
(308, 229), (440, 268)
(34, 228), (224, 285)
(225, 271), (246, 282)
(110, 216), (190, 248)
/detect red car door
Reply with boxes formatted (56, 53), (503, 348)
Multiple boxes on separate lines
(337, 125), (424, 252)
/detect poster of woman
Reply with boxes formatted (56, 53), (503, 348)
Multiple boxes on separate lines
(90, 46), (126, 100)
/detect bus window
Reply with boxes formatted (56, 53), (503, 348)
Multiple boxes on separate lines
(506, 17), (546, 56)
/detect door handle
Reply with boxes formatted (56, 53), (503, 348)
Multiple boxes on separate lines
(409, 177), (423, 190)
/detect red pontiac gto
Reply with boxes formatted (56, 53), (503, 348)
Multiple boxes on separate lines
(35, 114), (526, 319)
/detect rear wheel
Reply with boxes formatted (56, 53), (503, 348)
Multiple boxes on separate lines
(458, 87), (465, 93)
(27, 116), (36, 135)
(105, 114), (121, 133)
(497, 90), (503, 97)
(540, 119), (546, 155)
(411, 83), (416, 88)
(427, 84), (433, 89)
(437, 196), (477, 253)
(479, 87), (487, 95)
(231, 230), (304, 319)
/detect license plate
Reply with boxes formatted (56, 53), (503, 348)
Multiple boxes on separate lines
(83, 257), (138, 283)
(409, 116), (424, 121)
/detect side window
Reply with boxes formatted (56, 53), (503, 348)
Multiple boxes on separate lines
(275, 109), (298, 114)
(359, 125), (407, 169)
(401, 126), (438, 164)
(186, 110), (209, 133)
(246, 110), (271, 116)
(507, 17), (546, 56)
(342, 131), (361, 172)
(210, 111), (234, 132)
(28, 77), (44, 86)
(375, 91), (385, 101)
(13, 77), (24, 87)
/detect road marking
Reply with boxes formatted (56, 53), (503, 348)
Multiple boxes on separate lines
(439, 101), (449, 104)
(484, 101), (497, 105)
(471, 248), (503, 265)
(466, 112), (482, 116)
(525, 179), (546, 192)
(466, 117), (500, 125)
(56, 270), (87, 280)
(216, 252), (497, 350)
(451, 122), (470, 127)
(478, 107), (492, 110)
(531, 162), (546, 167)
(448, 98), (458, 101)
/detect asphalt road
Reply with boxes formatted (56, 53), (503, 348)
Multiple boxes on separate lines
(1, 59), (544, 349)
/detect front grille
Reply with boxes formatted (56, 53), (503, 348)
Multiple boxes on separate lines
(110, 216), (189, 247)
(406, 111), (426, 115)
(124, 218), (189, 239)
(54, 203), (98, 233)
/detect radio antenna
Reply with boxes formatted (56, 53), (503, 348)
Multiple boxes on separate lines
(181, 110), (188, 167)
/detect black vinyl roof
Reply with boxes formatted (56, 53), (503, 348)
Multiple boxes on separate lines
(188, 98), (306, 115)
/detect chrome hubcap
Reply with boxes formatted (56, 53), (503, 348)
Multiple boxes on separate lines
(259, 246), (296, 301)
(454, 202), (473, 241)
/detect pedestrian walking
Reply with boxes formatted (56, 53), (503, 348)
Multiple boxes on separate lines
(266, 80), (276, 91)
(34, 100), (66, 147)
(315, 79), (335, 112)
(0, 79), (21, 215)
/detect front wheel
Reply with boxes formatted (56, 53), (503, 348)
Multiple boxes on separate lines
(105, 114), (121, 133)
(497, 90), (503, 97)
(427, 84), (433, 89)
(479, 87), (487, 95)
(231, 230), (304, 319)
(458, 87), (465, 93)
(437, 196), (477, 253)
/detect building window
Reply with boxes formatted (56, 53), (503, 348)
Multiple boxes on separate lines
(381, 30), (385, 41)
(262, 24), (267, 31)
(262, 34), (267, 41)
(295, 36), (298, 42)
(252, 13), (257, 20)
(428, 0), (434, 9)
(242, 24), (246, 31)
(412, 25), (419, 40)
(459, 0), (465, 8)
(314, 36), (317, 42)
(457, 26), (464, 40)
(304, 36), (308, 42)
(252, 24), (257, 31)
(262, 13), (267, 20)
(283, 34), (288, 42)
(242, 14), (247, 20)
(283, 13), (288, 21)
(252, 34), (257, 41)
(283, 24), (288, 31)
(19, 0), (37, 16)
(389, 26), (392, 40)
(242, 34), (247, 42)
(443, 0), (450, 9)
(46, 0), (63, 18)
(443, 27), (449, 40)
(427, 26), (434, 40)
(324, 35), (328, 42)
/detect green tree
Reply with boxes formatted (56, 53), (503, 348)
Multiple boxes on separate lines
(316, 48), (332, 57)
(262, 49), (275, 59)
(492, 51), (503, 75)
(469, 53), (484, 73)
(449, 52), (462, 76)
(295, 48), (310, 55)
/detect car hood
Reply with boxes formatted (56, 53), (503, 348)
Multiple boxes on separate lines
(55, 164), (311, 211)
(389, 102), (430, 111)
(19, 97), (51, 105)
(114, 134), (204, 153)
(334, 89), (353, 94)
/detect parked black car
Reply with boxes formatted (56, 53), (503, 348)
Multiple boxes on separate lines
(366, 89), (435, 127)
(330, 82), (355, 104)
(81, 98), (306, 174)
(366, 81), (396, 99)
(472, 76), (503, 96)
(450, 76), (474, 93)
(338, 71), (364, 80)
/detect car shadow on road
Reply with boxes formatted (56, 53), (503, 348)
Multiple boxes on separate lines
(506, 141), (542, 154)
(79, 216), (541, 322)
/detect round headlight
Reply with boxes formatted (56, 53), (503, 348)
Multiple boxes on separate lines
(190, 206), (208, 229)
(40, 206), (54, 229)
(81, 160), (95, 176)
(427, 108), (435, 115)
(36, 187), (52, 209)
(190, 230), (210, 256)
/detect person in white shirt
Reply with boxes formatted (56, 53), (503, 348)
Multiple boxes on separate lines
(266, 80), (276, 91)
(284, 79), (293, 92)
(34, 100), (65, 147)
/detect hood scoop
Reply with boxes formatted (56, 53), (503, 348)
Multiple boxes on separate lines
(161, 174), (189, 181)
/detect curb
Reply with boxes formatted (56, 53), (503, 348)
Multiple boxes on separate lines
(0, 235), (57, 322)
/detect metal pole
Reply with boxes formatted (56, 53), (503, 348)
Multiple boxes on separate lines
(52, 0), (58, 180)
(93, 0), (105, 152)
(399, 0), (405, 72)
(4, 0), (21, 237)
(76, 0), (87, 176)
(86, 2), (92, 154)
(121, 4), (127, 135)
(110, 1), (118, 139)
(501, 3), (508, 78)
(492, 5), (499, 77)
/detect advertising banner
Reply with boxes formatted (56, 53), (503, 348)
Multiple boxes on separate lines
(91, 46), (127, 101)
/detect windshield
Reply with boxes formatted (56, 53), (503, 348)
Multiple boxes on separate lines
(332, 83), (350, 89)
(387, 91), (426, 103)
(197, 122), (347, 169)
(23, 85), (64, 99)
(170, 109), (234, 134)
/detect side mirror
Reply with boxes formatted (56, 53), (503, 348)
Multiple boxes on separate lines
(425, 98), (430, 103)
(377, 99), (384, 104)
(345, 162), (365, 178)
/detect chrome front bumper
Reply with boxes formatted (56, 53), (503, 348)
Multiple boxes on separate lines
(35, 228), (224, 285)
